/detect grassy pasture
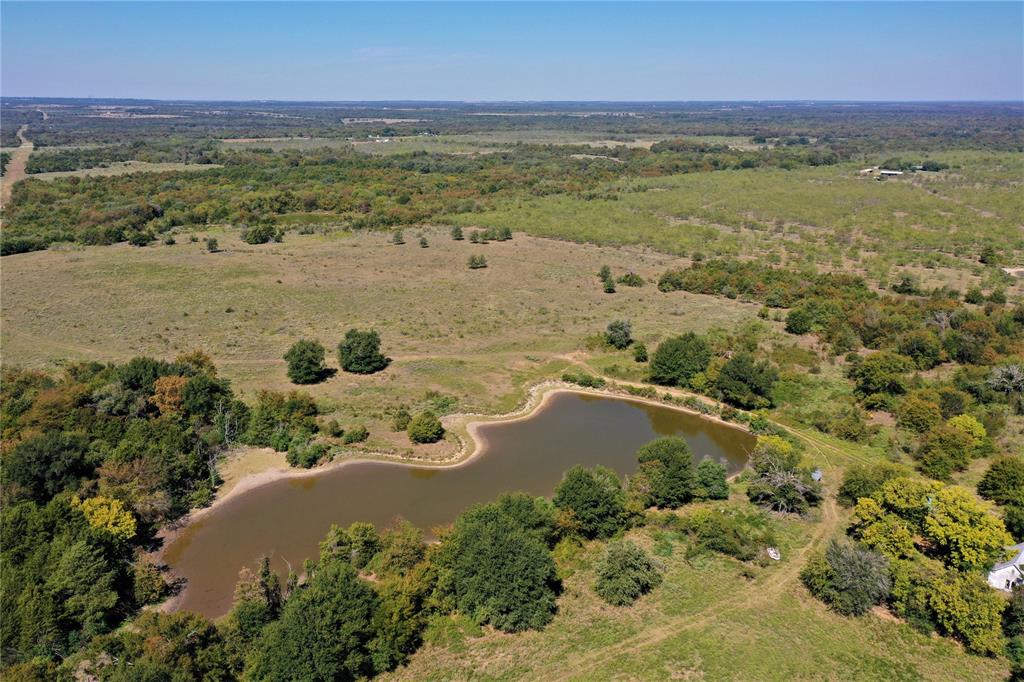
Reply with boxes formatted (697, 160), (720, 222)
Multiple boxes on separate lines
(0, 229), (760, 454)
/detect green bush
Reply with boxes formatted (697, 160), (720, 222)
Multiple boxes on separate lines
(407, 411), (444, 444)
(343, 425), (369, 444)
(593, 541), (662, 606)
(838, 462), (908, 507)
(605, 320), (633, 349)
(561, 369), (606, 388)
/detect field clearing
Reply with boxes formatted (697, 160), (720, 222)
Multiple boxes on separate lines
(447, 154), (1024, 291)
(383, 488), (1008, 681)
(26, 160), (222, 180)
(0, 229), (761, 449)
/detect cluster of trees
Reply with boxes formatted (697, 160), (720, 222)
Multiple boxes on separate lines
(647, 331), (778, 410)
(745, 435), (823, 514)
(659, 258), (1023, 475)
(822, 471), (1014, 655)
(979, 456), (1024, 541)
(284, 330), (388, 385)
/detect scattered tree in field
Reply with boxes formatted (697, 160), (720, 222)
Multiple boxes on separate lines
(450, 225), (464, 240)
(338, 329), (388, 374)
(785, 307), (814, 335)
(284, 339), (326, 384)
(649, 333), (710, 387)
(693, 459), (729, 500)
(407, 411), (444, 444)
(553, 465), (627, 539)
(605, 320), (633, 349)
(603, 277), (616, 293)
(598, 265), (611, 280)
(801, 540), (891, 616)
(391, 229), (405, 245)
(467, 254), (488, 269)
(848, 351), (914, 397)
(632, 342), (648, 363)
(205, 237), (219, 252)
(419, 237), (428, 248)
(635, 437), (695, 508)
(594, 541), (662, 606)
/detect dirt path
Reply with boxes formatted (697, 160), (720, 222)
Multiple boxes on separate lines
(553, 494), (841, 681)
(1, 124), (34, 208)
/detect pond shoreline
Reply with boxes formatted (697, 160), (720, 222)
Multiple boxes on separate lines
(155, 381), (753, 614)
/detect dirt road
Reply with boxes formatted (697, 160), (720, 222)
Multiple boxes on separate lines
(1, 124), (34, 208)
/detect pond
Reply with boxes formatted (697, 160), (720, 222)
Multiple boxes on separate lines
(162, 391), (754, 618)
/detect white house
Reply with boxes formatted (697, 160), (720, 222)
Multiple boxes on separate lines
(987, 543), (1024, 592)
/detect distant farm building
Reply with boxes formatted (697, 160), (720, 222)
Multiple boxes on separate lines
(987, 543), (1024, 592)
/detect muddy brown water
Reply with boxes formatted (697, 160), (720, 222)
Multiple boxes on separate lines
(163, 391), (754, 618)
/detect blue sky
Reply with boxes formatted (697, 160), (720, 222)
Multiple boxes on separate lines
(2, 2), (1021, 101)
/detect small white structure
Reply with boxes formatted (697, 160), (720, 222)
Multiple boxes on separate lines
(878, 169), (904, 177)
(987, 543), (1024, 592)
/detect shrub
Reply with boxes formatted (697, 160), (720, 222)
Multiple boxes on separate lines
(632, 342), (648, 363)
(391, 229), (405, 245)
(553, 465), (627, 539)
(649, 333), (710, 387)
(602, 277), (616, 294)
(916, 423), (975, 480)
(1005, 506), (1024, 541)
(391, 408), (411, 432)
(838, 462), (908, 507)
(635, 437), (695, 508)
(343, 425), (369, 444)
(560, 369), (606, 388)
(897, 330), (943, 369)
(593, 541), (662, 606)
(284, 339), (326, 384)
(801, 540), (891, 616)
(848, 352), (914, 397)
(785, 307), (814, 335)
(407, 411), (444, 444)
(896, 394), (942, 433)
(450, 225), (464, 240)
(286, 438), (328, 468)
(338, 329), (388, 374)
(978, 457), (1024, 507)
(605, 320), (633, 349)
(693, 459), (729, 500)
(241, 223), (282, 245)
(467, 254), (487, 269)
(419, 237), (428, 248)
(675, 507), (776, 561)
(205, 237), (219, 252)
(617, 272), (644, 287)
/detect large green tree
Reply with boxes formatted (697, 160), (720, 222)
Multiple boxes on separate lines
(553, 465), (627, 538)
(635, 437), (696, 508)
(247, 560), (380, 681)
(337, 329), (388, 375)
(649, 333), (710, 387)
(284, 339), (326, 384)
